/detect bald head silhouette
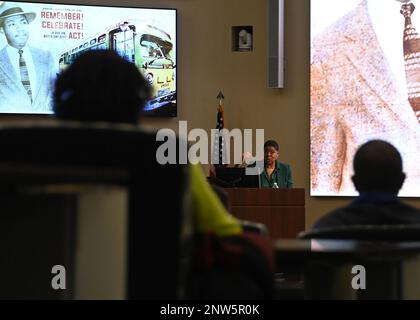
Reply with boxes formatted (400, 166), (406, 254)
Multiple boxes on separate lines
(351, 140), (406, 195)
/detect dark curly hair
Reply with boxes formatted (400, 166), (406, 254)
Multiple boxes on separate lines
(264, 140), (279, 151)
(54, 50), (151, 124)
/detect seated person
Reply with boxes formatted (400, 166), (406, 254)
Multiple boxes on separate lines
(313, 140), (420, 229)
(210, 183), (230, 209)
(53, 49), (241, 237)
(260, 140), (293, 188)
(209, 182), (269, 235)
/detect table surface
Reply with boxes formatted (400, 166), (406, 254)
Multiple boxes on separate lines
(275, 239), (420, 259)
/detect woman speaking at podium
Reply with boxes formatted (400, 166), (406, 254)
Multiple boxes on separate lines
(259, 140), (293, 188)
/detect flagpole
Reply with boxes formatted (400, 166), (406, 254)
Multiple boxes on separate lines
(212, 91), (226, 168)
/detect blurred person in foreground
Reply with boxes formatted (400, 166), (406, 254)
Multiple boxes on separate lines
(53, 49), (241, 237)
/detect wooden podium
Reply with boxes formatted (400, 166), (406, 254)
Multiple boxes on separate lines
(224, 188), (305, 239)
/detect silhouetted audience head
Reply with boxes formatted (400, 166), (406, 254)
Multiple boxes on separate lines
(352, 140), (406, 195)
(54, 50), (151, 124)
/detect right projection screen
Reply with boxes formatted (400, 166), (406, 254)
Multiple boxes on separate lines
(310, 0), (420, 197)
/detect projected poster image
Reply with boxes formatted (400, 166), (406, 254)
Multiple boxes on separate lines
(0, 1), (176, 116)
(311, 0), (420, 197)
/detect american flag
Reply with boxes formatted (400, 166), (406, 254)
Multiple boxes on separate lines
(212, 91), (228, 167)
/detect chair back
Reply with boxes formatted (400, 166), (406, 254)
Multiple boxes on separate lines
(299, 224), (420, 241)
(0, 122), (192, 299)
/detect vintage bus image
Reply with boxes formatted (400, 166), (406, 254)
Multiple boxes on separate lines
(59, 20), (176, 113)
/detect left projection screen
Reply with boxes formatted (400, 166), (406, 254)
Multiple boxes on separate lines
(310, 0), (420, 197)
(0, 1), (177, 116)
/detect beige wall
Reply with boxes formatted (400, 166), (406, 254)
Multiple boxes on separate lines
(10, 0), (420, 229)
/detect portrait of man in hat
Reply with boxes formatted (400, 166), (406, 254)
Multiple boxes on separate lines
(0, 2), (56, 113)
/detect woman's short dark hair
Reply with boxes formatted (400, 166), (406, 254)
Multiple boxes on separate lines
(54, 50), (151, 124)
(264, 140), (279, 151)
